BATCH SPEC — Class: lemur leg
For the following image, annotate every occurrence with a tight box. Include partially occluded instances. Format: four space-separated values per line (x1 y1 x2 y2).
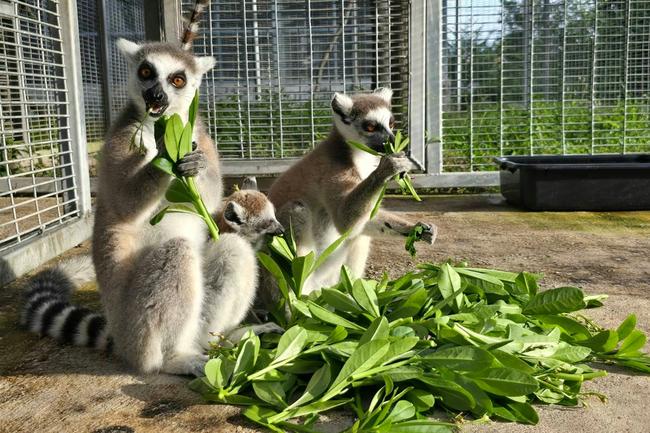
345 235 372 278
364 209 438 244
199 234 258 349
117 238 205 376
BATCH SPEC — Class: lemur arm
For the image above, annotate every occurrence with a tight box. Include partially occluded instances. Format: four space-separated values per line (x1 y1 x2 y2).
363 209 437 244
329 173 386 234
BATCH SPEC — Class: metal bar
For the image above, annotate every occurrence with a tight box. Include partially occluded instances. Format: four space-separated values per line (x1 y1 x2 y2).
60 0 91 216
96 0 112 127
560 0 567 154
273 0 284 157
241 3 253 159
590 0 598 154
425 0 442 175
410 172 500 188
622 0 631 153
307 0 315 146
144 0 164 41
162 0 181 43
528 0 534 156
408 0 426 170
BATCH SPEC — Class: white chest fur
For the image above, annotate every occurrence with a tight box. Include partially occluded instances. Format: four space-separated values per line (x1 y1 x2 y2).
352 149 380 180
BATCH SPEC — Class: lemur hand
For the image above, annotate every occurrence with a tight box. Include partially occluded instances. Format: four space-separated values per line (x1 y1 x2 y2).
377 152 413 179
416 222 438 245
177 142 207 177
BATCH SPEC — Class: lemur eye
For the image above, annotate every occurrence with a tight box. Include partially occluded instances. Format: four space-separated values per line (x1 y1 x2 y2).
138 67 152 79
171 75 186 88
365 122 377 132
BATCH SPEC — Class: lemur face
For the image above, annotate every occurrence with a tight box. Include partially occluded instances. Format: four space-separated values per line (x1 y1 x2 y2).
116 39 215 118
223 190 285 248
331 88 395 153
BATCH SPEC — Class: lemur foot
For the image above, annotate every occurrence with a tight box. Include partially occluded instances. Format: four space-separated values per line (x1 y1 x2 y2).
176 149 206 177
227 322 285 343
417 222 438 245
162 353 209 377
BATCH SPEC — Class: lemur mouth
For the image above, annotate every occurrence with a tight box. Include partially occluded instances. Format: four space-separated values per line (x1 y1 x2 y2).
146 102 168 117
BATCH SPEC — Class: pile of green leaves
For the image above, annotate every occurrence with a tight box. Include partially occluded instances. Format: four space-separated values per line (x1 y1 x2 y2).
147 91 220 240
190 232 650 433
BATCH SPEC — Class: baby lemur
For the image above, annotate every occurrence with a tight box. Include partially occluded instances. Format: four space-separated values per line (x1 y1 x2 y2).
21 0 268 376
264 88 437 299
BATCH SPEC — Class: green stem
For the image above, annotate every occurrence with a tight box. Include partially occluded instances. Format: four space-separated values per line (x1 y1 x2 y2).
552 371 607 382
186 176 220 240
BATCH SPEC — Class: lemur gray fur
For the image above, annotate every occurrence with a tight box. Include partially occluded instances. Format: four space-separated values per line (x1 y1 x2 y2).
21 0 261 376
263 88 437 302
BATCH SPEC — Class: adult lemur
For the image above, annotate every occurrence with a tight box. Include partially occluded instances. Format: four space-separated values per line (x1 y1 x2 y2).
263 88 437 300
21 0 272 376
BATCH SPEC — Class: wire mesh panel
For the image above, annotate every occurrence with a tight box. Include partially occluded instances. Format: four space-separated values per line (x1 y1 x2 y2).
0 0 80 252
103 0 146 121
182 0 410 160
441 0 650 173
77 0 105 146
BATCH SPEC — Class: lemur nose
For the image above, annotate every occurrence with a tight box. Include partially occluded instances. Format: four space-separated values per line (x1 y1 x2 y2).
143 83 167 103
272 222 285 236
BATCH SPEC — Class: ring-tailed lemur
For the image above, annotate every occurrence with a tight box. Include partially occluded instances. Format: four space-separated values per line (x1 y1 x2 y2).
22 178 285 355
21 0 258 376
262 88 437 301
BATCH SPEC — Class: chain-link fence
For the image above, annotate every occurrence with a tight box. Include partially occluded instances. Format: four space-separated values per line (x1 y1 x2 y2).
441 0 650 173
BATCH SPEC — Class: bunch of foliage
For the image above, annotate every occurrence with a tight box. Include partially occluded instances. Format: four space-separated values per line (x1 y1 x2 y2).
145 91 220 240
190 231 650 433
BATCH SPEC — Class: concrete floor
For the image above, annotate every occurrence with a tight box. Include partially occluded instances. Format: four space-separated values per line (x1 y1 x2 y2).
1 195 649 433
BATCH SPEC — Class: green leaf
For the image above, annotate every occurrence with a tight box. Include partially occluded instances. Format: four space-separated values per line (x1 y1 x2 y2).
378 337 419 366
416 376 475 411
360 316 390 345
291 252 315 295
307 301 364 331
287 363 332 409
269 235 295 262
273 326 309 365
322 340 391 401
386 400 416 423
422 346 495 372
388 420 454 433
523 287 586 315
370 184 387 220
188 90 199 128
437 263 462 308
578 330 619 353
165 178 193 203
178 122 193 159
321 288 363 314
257 252 289 300
312 230 351 273
456 268 508 296
506 401 539 425
617 314 637 341
491 350 536 374
347 139 381 156
551 342 592 363
470 368 539 397
618 330 646 354
164 114 183 162
151 156 174 175
405 389 435 412
252 381 286 408
204 357 225 389
149 204 199 226
352 279 380 317
515 272 539 296
535 315 592 340
404 224 424 258
231 331 260 385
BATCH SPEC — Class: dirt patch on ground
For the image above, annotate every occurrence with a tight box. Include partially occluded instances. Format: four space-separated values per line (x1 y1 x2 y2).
1 194 649 433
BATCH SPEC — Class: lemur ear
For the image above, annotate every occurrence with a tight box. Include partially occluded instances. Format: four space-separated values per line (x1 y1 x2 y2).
331 92 353 124
241 176 258 191
196 56 216 74
116 38 140 60
224 201 245 226
374 87 393 104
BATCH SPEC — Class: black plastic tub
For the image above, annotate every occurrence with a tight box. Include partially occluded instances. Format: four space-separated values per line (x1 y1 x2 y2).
493 154 650 211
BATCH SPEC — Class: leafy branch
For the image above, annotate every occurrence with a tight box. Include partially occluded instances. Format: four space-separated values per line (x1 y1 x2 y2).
148 91 220 241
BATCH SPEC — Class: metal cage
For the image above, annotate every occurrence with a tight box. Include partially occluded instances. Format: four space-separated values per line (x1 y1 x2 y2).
0 0 90 285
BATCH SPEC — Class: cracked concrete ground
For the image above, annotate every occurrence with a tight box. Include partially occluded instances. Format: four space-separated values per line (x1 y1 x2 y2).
1 194 649 433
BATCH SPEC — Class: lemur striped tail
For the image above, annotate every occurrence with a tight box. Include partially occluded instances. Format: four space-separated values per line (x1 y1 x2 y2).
21 256 111 351
180 0 210 51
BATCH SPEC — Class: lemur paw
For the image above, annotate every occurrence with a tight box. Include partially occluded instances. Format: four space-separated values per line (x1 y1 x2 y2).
176 150 207 177
417 222 438 245
378 153 413 179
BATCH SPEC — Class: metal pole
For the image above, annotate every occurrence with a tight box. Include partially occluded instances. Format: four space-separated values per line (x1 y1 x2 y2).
144 0 164 42
96 0 112 127
426 0 443 175
60 0 91 215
